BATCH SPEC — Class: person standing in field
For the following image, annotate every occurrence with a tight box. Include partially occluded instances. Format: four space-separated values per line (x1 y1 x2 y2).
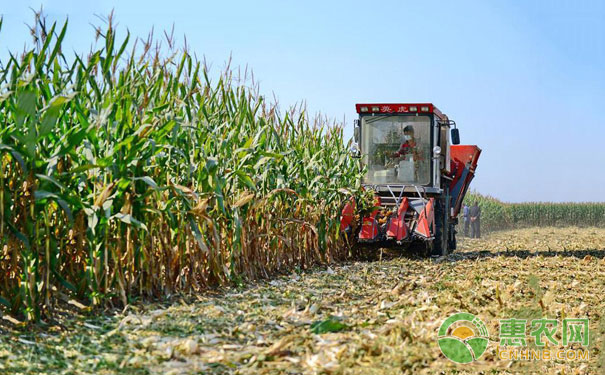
470 202 481 238
463 203 470 237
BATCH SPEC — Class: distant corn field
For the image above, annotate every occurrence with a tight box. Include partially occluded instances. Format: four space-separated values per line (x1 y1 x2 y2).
0 16 368 321
462 192 605 233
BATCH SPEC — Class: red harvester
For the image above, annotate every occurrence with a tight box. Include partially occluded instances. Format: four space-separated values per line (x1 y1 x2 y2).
340 103 481 256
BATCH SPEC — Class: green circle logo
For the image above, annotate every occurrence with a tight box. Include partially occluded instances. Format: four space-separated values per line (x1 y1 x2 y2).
438 312 489 364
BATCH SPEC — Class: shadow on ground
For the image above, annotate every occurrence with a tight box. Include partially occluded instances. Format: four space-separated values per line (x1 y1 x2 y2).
450 248 605 260
352 243 605 264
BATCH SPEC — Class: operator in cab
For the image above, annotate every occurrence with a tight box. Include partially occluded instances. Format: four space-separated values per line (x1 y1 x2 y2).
390 125 421 182
391 125 417 159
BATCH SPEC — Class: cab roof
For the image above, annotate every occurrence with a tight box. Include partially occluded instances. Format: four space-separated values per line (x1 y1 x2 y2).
355 103 447 121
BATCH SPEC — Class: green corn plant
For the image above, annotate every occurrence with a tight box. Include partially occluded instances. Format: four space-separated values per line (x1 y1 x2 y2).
462 191 605 233
0 14 369 322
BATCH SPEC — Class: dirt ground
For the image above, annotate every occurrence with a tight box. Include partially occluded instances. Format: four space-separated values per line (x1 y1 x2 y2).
2 227 605 375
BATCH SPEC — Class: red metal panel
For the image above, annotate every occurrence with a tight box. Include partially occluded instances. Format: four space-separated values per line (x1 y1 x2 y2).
415 198 434 238
449 145 482 217
448 146 481 192
339 197 356 231
450 145 481 171
386 198 410 241
358 196 382 241
359 216 379 240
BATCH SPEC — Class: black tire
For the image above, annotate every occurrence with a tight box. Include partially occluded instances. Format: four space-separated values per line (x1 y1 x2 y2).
448 223 457 251
430 198 449 257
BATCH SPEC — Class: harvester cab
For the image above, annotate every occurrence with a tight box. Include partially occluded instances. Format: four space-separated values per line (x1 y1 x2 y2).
340 103 481 256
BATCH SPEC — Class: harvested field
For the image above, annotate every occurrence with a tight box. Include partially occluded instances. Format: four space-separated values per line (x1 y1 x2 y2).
2 227 604 374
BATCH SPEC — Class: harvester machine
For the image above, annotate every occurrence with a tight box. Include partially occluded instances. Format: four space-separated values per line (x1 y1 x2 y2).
340 103 481 256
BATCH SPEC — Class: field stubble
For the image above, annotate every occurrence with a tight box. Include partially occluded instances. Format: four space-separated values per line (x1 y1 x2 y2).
1 227 604 375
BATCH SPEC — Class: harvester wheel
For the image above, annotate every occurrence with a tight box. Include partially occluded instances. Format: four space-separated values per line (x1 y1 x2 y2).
430 199 449 257
448 223 457 251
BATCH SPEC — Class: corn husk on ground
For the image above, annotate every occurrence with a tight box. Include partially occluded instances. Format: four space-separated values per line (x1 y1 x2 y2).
0 16 366 322
2 227 604 374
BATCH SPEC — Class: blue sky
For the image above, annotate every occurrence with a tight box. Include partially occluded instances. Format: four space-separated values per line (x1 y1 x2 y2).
1 0 604 202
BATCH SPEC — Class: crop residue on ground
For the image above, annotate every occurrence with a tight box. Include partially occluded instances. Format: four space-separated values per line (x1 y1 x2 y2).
2 227 604 375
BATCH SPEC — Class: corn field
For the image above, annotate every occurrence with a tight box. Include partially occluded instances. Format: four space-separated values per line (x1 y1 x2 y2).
463 192 605 232
0 16 367 322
